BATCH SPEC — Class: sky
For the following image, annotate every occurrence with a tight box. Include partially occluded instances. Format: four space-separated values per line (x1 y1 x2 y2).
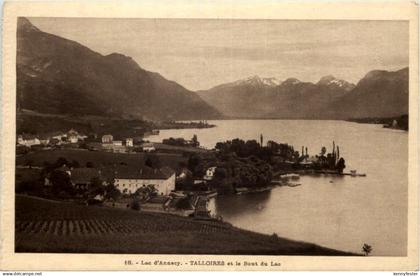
28 18 409 91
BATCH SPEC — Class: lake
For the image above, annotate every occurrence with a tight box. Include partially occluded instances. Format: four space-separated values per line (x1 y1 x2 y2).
148 120 408 256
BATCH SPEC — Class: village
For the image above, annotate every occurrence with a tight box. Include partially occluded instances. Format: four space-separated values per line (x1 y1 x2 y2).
16 128 357 221
16 128 217 218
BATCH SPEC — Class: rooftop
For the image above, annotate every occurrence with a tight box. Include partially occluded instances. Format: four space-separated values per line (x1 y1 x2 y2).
71 168 101 184
111 165 175 180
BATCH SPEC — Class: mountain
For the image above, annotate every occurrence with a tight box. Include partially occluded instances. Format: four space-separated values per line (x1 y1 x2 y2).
16 17 222 120
197 75 356 119
316 75 355 92
326 68 409 119
197 69 408 119
230 76 281 87
196 76 282 118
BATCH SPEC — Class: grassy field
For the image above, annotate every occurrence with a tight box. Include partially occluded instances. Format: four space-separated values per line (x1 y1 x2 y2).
15 195 357 255
152 143 209 154
16 149 187 170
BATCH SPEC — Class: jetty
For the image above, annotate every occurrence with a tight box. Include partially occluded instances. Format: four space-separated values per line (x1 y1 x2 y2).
314 170 367 177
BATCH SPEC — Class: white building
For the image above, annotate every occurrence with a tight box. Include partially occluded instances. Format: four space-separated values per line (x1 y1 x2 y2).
51 132 67 143
113 166 175 196
68 135 78 143
203 166 217 181
126 138 133 147
113 140 123 146
142 142 156 152
67 129 79 143
102 134 113 144
17 134 41 147
102 143 126 153
39 138 50 145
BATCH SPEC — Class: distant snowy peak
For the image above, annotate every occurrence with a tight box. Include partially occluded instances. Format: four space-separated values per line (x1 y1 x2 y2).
281 78 302 86
261 77 281 86
317 75 355 91
218 74 354 91
234 75 280 87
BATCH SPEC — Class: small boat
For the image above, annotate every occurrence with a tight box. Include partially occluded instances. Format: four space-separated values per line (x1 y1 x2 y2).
286 183 301 187
236 186 273 194
198 190 218 198
170 191 187 198
279 173 300 180
236 187 249 194
254 186 273 193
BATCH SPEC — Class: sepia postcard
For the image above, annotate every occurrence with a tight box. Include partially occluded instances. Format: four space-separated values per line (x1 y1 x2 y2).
0 0 418 271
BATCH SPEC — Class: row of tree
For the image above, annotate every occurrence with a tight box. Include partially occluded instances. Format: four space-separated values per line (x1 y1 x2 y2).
178 150 273 194
211 155 273 193
215 138 298 163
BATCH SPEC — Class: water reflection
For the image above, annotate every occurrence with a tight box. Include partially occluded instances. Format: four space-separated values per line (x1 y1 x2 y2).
211 191 271 217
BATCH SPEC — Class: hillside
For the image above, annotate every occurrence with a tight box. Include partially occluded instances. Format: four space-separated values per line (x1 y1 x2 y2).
15 195 357 255
17 17 222 121
327 68 409 119
197 68 408 120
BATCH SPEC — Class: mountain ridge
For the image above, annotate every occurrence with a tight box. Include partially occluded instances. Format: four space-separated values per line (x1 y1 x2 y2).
326 67 408 119
197 68 408 119
17 17 222 121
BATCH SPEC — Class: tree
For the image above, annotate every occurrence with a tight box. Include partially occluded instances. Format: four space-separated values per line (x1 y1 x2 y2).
362 243 372 256
70 160 80 168
86 161 95 168
43 161 52 168
16 145 30 155
87 177 105 199
135 185 157 199
104 183 121 201
50 170 73 196
131 199 141 210
178 161 187 168
215 141 229 153
79 142 88 149
191 134 199 147
176 168 193 190
55 157 68 167
214 167 228 180
144 154 161 168
335 158 346 173
188 154 202 176
25 159 34 168
16 180 43 195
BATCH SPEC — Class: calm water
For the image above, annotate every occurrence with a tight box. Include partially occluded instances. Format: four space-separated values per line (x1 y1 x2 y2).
148 120 408 256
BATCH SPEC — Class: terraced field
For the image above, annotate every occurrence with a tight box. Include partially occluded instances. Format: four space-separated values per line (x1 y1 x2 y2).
15 195 356 255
